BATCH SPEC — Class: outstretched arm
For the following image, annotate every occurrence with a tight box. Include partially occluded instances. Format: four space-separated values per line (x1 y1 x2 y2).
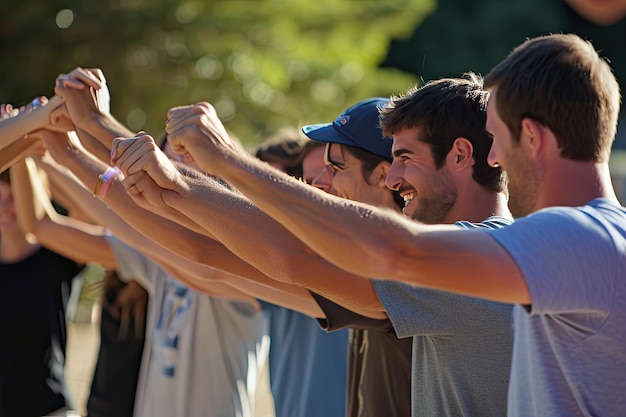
158 102 530 304
10 157 117 269
111 132 387 317
0 96 66 169
35 129 326 316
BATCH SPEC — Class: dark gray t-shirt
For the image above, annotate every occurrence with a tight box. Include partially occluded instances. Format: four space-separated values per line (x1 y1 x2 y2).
373 217 514 417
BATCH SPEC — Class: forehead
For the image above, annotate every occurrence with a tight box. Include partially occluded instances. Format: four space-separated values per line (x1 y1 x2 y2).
302 146 324 177
485 89 499 132
391 126 429 153
304 144 325 163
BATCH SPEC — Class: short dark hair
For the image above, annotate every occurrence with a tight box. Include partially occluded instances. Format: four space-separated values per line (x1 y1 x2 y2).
380 73 504 193
484 33 620 162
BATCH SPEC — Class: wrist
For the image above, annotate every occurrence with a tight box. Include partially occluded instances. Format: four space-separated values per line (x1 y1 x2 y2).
29 106 49 130
94 166 123 199
79 111 109 132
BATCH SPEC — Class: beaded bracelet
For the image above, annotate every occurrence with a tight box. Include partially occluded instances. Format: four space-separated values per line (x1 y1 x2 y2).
93 166 122 199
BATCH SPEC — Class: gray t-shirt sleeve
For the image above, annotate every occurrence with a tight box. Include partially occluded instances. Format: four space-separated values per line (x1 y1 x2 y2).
374 216 514 339
486 206 617 316
373 280 511 338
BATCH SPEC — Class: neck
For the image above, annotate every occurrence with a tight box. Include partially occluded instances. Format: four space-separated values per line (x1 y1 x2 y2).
444 182 512 224
535 160 619 211
0 228 40 263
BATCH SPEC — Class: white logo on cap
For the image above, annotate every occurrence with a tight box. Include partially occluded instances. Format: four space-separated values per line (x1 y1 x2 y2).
334 115 350 127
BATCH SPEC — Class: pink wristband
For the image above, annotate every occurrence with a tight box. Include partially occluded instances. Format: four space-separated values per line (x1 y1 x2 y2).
98 166 122 199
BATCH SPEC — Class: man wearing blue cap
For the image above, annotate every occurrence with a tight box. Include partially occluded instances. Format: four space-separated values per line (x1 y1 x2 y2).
301 97 395 159
109 76 514 416
300 97 413 417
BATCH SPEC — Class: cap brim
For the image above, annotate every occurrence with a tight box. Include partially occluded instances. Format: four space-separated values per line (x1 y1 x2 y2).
301 123 356 148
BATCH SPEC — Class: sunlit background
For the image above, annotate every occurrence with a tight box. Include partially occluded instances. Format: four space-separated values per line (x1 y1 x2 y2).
1 0 625 198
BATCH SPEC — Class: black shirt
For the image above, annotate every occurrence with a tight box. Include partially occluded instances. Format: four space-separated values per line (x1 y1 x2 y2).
0 247 80 417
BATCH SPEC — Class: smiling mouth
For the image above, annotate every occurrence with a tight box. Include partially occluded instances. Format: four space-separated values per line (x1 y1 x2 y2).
401 192 415 207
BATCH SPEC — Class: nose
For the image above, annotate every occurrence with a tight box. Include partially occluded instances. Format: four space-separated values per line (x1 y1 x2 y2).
312 167 332 192
487 143 499 168
385 161 402 191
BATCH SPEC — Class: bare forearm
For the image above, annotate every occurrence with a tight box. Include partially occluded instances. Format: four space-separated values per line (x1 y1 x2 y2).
155 252 322 316
0 97 58 150
0 136 40 173
78 112 134 150
162 173 387 316
35 216 116 269
11 159 116 268
223 276 324 317
10 160 45 233
161 260 259 306
186 149 397 278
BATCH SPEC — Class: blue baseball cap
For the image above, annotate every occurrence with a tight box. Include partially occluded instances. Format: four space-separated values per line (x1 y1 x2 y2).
301 97 392 161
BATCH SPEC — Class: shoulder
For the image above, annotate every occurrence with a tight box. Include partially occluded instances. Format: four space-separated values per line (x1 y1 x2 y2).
509 199 626 237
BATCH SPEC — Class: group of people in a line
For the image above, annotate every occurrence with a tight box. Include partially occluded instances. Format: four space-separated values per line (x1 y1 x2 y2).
1 32 624 417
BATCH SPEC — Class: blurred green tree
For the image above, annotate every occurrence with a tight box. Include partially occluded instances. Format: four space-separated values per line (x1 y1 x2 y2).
0 0 431 147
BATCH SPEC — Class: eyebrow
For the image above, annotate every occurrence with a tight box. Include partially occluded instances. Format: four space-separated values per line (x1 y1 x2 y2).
392 147 414 158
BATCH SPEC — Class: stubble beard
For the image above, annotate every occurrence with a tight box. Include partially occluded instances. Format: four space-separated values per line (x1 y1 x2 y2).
505 152 539 218
409 172 457 225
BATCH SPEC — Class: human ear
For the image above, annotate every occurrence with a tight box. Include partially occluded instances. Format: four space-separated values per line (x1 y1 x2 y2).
183 153 195 165
520 117 544 158
449 138 474 172
370 161 391 187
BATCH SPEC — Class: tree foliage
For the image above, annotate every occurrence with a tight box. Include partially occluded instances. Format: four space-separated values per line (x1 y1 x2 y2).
0 0 430 147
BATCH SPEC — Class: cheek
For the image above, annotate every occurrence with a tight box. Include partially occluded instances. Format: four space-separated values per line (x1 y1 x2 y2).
332 174 359 197
403 165 427 187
